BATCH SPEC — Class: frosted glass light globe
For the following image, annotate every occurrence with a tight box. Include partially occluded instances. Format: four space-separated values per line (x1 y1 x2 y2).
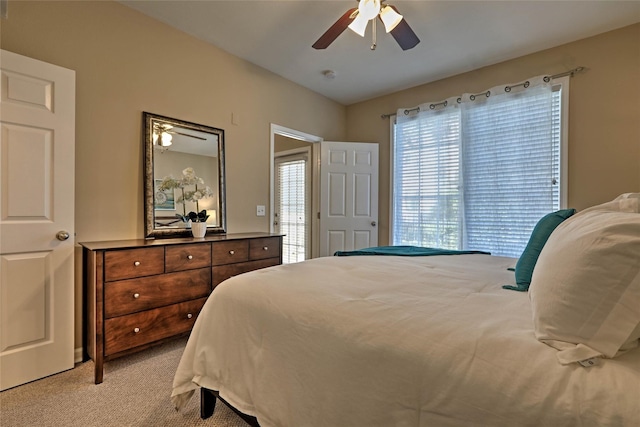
358 0 380 21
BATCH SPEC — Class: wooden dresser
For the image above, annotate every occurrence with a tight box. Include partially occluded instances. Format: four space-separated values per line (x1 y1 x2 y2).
81 233 283 384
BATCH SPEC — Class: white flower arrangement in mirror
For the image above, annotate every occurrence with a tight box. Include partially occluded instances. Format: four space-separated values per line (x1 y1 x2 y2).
157 167 214 224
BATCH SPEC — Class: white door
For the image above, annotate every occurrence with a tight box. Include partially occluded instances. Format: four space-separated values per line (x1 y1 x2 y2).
320 142 379 257
0 50 75 390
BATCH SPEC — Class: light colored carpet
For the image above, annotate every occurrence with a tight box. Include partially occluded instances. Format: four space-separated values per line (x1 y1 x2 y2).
0 338 248 427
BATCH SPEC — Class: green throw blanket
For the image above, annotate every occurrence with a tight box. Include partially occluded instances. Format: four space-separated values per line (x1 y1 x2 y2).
334 246 490 257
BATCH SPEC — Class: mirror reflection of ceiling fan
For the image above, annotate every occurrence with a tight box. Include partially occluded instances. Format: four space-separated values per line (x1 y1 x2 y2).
153 123 206 148
313 0 419 51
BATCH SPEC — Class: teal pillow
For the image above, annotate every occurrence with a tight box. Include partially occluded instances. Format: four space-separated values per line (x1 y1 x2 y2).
502 208 576 292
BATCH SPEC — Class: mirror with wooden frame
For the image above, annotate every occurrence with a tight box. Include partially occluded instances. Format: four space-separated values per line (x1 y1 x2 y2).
143 112 226 238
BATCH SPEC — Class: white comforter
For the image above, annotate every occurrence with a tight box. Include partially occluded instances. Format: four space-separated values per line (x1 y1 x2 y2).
172 254 640 427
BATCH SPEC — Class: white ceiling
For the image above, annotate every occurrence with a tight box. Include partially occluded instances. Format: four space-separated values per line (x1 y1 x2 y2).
120 0 640 105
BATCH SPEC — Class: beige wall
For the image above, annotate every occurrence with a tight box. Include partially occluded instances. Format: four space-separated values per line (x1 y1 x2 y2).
275 134 313 153
0 0 346 351
346 23 640 244
0 0 346 241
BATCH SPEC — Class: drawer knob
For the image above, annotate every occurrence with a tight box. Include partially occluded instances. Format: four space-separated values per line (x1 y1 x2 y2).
187 313 193 319
133 327 140 333
263 246 268 251
133 293 140 299
134 261 141 266
187 255 193 260
229 250 235 255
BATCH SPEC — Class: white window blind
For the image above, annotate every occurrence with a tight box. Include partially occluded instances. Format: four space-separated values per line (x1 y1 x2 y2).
275 155 308 263
393 76 565 258
392 100 462 249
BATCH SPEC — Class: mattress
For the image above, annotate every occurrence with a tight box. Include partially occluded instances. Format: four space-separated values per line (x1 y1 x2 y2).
172 254 640 426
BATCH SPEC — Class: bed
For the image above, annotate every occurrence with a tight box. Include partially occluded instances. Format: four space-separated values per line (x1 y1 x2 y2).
171 195 640 426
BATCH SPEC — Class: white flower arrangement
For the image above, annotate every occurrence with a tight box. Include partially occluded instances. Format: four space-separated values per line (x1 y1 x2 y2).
158 167 214 222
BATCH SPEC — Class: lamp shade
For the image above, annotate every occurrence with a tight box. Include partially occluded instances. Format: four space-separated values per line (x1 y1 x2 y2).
380 5 403 33
348 12 369 37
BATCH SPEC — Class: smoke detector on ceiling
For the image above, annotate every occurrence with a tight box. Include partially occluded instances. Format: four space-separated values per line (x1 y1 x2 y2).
322 70 337 80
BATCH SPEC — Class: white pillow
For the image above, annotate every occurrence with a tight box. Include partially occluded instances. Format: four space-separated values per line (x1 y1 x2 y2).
592 192 640 213
529 198 640 365
614 192 640 212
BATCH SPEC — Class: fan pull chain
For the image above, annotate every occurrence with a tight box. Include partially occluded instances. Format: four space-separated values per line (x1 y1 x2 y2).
371 17 377 50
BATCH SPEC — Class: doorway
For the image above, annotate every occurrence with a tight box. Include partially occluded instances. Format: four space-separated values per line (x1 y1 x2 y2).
270 124 322 261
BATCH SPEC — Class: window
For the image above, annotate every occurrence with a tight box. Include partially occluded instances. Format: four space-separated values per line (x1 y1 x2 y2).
275 150 310 263
391 76 568 257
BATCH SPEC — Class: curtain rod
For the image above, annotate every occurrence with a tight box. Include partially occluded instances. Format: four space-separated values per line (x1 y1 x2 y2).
380 66 585 119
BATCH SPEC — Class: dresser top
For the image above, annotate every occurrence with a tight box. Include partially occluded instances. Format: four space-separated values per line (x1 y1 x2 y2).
80 232 283 251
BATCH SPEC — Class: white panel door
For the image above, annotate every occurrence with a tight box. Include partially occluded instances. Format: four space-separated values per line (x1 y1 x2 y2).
319 142 378 257
0 50 75 390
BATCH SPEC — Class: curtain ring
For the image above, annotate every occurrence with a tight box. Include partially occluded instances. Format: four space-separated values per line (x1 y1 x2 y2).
429 100 448 110
470 91 490 101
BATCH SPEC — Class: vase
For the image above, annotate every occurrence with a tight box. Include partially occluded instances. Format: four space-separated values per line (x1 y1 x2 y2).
191 221 207 238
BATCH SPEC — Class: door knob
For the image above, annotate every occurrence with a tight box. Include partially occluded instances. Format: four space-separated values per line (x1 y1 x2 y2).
56 231 70 241
371 221 377 227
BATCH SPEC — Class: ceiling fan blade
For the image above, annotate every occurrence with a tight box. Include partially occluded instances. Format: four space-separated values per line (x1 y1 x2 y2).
172 130 207 140
387 5 420 50
312 7 358 49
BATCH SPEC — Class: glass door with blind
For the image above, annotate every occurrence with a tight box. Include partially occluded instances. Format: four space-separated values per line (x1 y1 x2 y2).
274 148 311 263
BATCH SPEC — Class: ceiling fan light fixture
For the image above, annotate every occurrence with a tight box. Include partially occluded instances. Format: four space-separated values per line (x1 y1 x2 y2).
312 1 418 51
348 12 369 37
160 132 173 147
358 0 380 21
380 5 403 33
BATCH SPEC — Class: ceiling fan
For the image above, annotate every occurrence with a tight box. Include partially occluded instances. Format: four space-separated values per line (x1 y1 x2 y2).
153 123 206 148
312 0 419 51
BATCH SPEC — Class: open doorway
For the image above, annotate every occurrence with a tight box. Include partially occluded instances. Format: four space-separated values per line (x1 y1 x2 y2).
270 124 322 262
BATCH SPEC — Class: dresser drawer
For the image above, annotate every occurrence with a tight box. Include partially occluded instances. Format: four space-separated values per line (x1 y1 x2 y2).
165 243 212 272
249 237 281 261
212 258 281 287
104 247 164 281
212 240 249 265
104 268 211 318
104 297 207 356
